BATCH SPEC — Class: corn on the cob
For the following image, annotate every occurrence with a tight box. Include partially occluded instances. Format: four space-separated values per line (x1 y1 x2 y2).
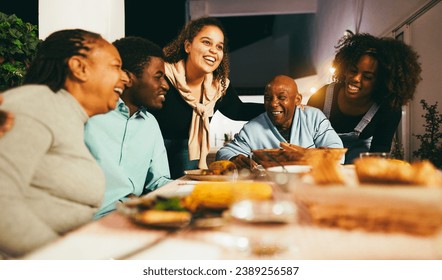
182 181 273 212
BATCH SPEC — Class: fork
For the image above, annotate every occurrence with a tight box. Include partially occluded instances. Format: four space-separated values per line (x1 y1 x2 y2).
263 151 288 173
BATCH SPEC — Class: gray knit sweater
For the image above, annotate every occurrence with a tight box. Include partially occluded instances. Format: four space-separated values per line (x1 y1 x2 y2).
0 85 105 258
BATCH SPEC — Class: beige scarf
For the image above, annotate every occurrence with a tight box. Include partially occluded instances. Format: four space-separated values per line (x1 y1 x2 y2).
165 60 229 169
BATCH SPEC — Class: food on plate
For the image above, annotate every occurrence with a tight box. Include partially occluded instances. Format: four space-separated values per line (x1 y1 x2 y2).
184 169 251 181
133 210 191 225
151 197 187 211
252 144 346 168
123 196 187 211
119 196 192 227
354 157 412 184
293 183 442 236
182 181 273 212
310 158 345 185
302 200 442 236
354 158 442 186
279 142 306 153
201 160 237 175
411 160 442 186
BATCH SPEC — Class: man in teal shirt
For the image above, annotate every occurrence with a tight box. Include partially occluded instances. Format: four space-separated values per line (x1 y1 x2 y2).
85 37 172 218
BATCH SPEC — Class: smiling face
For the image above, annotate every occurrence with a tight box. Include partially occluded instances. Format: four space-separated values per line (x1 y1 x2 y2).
344 54 379 102
83 39 128 115
184 25 224 76
124 57 169 111
264 76 302 131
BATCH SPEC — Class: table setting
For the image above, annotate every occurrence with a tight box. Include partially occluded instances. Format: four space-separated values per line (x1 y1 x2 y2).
23 143 442 260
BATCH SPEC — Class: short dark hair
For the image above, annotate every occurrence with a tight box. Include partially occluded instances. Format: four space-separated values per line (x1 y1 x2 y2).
112 36 163 78
23 29 102 92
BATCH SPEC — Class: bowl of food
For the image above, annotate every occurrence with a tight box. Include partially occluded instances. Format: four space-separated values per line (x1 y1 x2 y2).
265 165 311 192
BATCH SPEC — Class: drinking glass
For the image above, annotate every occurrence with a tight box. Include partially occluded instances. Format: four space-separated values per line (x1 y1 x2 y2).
359 152 390 159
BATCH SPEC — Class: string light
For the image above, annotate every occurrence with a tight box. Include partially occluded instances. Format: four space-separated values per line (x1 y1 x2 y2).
344 29 354 37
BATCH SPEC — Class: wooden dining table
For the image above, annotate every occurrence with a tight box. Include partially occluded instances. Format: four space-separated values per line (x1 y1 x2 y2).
23 176 442 260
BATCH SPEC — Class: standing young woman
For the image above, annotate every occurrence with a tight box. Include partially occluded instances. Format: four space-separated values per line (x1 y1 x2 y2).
307 33 421 164
151 17 264 178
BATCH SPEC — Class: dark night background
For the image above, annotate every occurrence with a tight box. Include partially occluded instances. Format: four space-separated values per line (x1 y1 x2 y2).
1 0 274 51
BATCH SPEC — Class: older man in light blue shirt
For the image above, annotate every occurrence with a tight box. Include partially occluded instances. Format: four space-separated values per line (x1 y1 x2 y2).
85 37 172 218
216 75 344 167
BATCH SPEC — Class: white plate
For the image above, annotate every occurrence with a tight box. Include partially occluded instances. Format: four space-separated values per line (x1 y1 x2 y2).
266 165 312 173
226 199 297 224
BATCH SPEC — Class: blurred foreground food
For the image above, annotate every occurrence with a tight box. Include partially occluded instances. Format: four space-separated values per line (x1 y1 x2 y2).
354 158 442 186
294 183 442 236
182 181 273 212
294 158 442 236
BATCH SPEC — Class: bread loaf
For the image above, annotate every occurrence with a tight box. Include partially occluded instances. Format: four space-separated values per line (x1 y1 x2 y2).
354 158 442 186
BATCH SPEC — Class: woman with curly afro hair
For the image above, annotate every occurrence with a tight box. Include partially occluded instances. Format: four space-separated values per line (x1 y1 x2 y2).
151 17 264 178
308 33 422 164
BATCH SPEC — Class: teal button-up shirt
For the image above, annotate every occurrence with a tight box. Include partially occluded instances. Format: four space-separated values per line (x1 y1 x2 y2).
85 99 172 218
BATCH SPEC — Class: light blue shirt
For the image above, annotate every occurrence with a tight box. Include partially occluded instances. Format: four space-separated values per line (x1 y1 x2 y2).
85 99 172 218
216 106 344 162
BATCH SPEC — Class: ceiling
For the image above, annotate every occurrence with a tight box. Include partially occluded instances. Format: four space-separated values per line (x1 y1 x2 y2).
125 0 276 51
1 0 306 52
2 0 315 85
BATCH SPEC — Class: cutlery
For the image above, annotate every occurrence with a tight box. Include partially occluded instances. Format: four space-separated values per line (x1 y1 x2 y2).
263 151 288 173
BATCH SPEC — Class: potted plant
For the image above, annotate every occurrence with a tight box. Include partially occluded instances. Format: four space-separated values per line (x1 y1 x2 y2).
413 99 442 168
0 12 41 91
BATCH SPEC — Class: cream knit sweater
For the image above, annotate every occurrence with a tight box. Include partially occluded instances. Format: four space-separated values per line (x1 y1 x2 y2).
0 85 105 258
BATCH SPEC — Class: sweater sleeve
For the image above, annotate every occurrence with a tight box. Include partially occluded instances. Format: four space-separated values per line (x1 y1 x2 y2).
216 84 265 121
215 116 263 160
216 114 282 160
306 85 327 110
369 109 401 153
0 115 58 257
311 110 344 149
216 130 253 160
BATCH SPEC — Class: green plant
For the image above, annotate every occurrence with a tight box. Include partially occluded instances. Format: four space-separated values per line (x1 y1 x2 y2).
0 12 41 91
223 132 233 145
390 134 404 160
413 99 442 168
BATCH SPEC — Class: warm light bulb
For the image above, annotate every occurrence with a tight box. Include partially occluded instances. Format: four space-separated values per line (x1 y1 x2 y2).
329 67 336 74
